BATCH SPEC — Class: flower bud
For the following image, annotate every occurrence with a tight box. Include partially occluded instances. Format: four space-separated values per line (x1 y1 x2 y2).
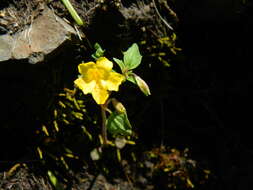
134 75 151 96
112 98 126 113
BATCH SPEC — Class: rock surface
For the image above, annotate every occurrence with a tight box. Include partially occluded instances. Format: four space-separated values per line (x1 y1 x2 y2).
0 34 13 61
0 6 77 64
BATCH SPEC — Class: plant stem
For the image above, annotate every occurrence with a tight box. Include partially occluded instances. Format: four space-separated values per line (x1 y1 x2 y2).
60 0 84 26
100 104 107 144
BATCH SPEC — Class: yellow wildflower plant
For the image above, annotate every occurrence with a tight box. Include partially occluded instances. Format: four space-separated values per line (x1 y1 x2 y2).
74 57 125 105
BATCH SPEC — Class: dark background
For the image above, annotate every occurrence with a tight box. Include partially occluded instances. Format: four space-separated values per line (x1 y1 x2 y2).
173 0 253 189
136 0 253 189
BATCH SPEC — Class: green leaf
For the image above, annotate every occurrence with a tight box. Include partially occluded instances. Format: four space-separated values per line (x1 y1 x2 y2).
126 74 137 85
113 58 125 72
123 43 142 70
107 112 132 136
92 43 105 60
47 170 64 190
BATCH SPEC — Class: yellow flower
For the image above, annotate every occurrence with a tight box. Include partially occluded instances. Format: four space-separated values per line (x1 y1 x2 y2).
74 57 125 104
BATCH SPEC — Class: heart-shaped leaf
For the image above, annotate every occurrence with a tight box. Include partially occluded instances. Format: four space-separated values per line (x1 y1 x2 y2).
107 112 132 136
123 43 142 70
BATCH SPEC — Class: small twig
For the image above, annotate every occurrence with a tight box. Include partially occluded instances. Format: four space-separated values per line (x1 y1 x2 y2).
74 24 83 40
85 4 100 16
152 0 174 31
162 1 179 22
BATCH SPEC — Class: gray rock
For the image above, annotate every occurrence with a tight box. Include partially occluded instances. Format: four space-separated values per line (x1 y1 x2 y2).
0 35 13 62
0 6 77 64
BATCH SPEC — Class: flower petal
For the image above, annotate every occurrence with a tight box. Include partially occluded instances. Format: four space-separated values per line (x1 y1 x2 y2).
78 62 95 75
91 85 109 104
75 58 124 104
105 72 125 91
96 57 113 71
74 77 96 94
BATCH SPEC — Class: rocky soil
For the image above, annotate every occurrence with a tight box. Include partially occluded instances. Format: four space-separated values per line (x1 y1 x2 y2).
2 0 253 190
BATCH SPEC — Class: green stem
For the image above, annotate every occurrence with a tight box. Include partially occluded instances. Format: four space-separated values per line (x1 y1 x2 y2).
100 104 107 144
60 0 84 26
